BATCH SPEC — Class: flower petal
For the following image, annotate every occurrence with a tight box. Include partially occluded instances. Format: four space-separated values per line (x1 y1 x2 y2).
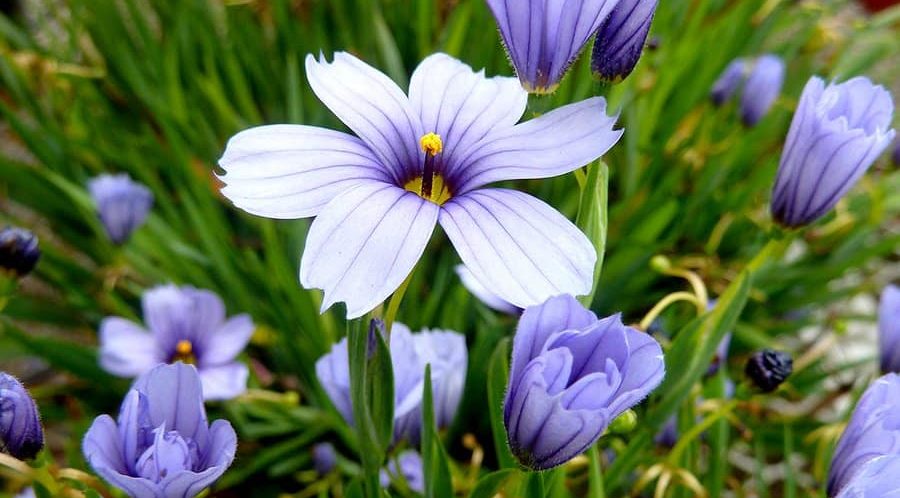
439 189 596 310
199 315 254 367
447 97 622 193
315 338 353 424
300 182 439 319
83 415 159 498
99 317 162 377
198 363 249 401
880 285 900 373
219 125 392 218
455 264 520 314
133 363 209 446
201 419 238 470
305 52 424 182
142 285 224 352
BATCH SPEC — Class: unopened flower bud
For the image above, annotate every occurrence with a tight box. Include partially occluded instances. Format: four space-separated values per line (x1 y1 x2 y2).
0 227 40 278
745 349 792 392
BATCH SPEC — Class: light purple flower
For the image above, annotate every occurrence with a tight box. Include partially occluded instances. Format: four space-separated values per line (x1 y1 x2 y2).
879 285 900 374
312 442 337 475
383 450 425 493
455 264 519 315
711 58 747 106
88 174 153 245
99 284 253 401
315 322 467 442
219 53 619 318
486 0 620 92
83 363 237 498
740 54 785 126
591 0 659 83
0 372 44 460
835 454 900 498
771 76 895 228
503 294 664 470
827 373 900 497
14 487 35 498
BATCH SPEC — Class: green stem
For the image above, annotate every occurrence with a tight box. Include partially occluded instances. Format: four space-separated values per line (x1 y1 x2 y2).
588 445 607 498
666 400 738 464
384 269 414 334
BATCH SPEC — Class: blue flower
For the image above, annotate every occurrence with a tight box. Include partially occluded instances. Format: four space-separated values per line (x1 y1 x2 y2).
88 173 153 245
711 58 747 106
312 442 337 475
99 284 253 401
835 454 900 497
82 363 237 498
0 227 40 278
0 372 44 460
879 285 900 373
591 0 659 82
740 54 785 126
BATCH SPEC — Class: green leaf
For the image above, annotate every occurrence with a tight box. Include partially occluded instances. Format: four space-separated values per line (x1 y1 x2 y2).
368 323 395 451
577 161 609 308
422 363 453 498
347 318 388 497
487 337 516 469
467 469 520 498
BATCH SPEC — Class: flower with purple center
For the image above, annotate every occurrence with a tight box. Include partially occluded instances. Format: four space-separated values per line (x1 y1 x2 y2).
315 322 467 443
591 0 659 83
219 53 620 319
0 372 44 460
710 58 747 106
503 294 665 470
99 284 253 401
485 0 621 93
770 76 895 228
455 264 520 315
827 373 900 497
740 54 785 126
834 454 900 498
83 363 237 498
879 285 900 373
88 173 154 245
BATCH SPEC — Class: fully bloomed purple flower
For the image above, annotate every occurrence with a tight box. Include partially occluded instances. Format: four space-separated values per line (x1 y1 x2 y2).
711 58 747 106
740 54 785 126
0 373 44 460
591 0 659 82
771 77 895 228
455 264 519 315
835 454 900 497
99 284 253 401
486 0 620 92
879 285 900 373
219 53 620 318
88 174 153 245
315 322 467 442
83 363 237 498
503 294 664 470
827 373 900 497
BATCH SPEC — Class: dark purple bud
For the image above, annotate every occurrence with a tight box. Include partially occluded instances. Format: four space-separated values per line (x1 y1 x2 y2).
88 173 153 245
879 285 900 374
771 77 895 228
503 295 665 470
0 372 44 460
591 0 660 83
312 442 337 475
745 349 792 392
740 55 785 126
710 58 747 106
0 227 40 278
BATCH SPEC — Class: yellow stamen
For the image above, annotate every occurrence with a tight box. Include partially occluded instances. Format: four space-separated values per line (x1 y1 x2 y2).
420 132 443 156
172 340 196 364
404 175 452 205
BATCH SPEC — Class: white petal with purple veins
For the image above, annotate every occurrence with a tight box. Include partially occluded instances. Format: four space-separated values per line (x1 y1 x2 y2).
99 318 163 377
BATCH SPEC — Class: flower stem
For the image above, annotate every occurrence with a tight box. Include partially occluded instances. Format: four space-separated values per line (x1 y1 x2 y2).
638 291 701 330
384 269 415 334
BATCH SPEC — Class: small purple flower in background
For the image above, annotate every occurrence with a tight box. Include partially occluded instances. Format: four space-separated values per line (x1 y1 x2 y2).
710 58 747 106
0 227 40 278
740 54 785 126
83 363 237 498
771 76 895 228
99 284 253 401
503 294 665 470
655 415 678 448
382 450 424 493
88 174 153 245
312 442 337 475
486 0 620 92
455 265 519 315
879 285 900 373
316 322 467 442
835 454 900 497
14 487 35 498
591 0 660 83
0 372 44 460
827 373 900 497
219 53 620 318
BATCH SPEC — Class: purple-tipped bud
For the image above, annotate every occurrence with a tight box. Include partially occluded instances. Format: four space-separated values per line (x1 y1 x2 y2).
503 295 665 470
591 0 660 83
771 76 895 228
486 0 620 93
0 373 44 460
745 349 792 392
0 227 40 278
313 442 337 475
88 173 153 245
710 58 748 106
879 285 900 374
827 374 900 497
740 55 785 126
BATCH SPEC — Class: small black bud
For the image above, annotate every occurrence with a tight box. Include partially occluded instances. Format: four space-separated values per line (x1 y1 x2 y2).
0 227 40 278
745 349 793 392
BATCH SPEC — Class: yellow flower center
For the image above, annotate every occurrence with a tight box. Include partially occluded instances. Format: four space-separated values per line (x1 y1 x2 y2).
405 132 452 205
404 174 452 205
420 132 443 156
172 339 196 364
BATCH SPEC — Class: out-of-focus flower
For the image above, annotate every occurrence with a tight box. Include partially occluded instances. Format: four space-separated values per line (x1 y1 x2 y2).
14 487 35 498
383 450 425 494
220 53 620 318
99 284 253 401
83 363 237 498
88 174 153 245
745 349 792 392
835 454 900 497
312 442 337 475
827 374 900 497
455 264 519 315
315 322 467 442
740 54 785 126
503 294 664 470
485 0 620 92
771 77 895 228
0 227 40 278
0 373 44 460
655 415 679 448
879 285 900 373
707 332 733 376
892 138 900 166
711 58 747 106
591 0 659 83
